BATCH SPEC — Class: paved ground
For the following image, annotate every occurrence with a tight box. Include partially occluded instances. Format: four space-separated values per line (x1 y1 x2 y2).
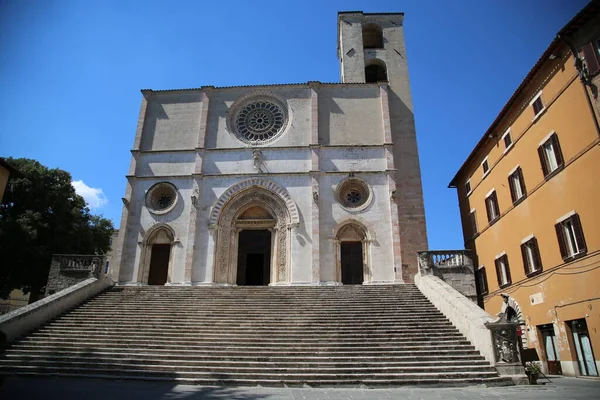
1 375 599 399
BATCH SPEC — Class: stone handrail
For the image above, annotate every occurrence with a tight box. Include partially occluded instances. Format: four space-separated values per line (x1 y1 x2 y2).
0 275 114 344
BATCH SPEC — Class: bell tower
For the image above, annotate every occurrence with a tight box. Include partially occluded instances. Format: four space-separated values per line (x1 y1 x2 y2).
338 11 429 281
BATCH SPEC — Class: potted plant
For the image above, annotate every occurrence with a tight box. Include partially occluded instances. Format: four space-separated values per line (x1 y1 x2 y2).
525 361 542 384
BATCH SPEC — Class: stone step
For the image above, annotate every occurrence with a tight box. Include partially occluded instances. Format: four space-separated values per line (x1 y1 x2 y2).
9 343 477 356
0 365 500 380
46 321 457 331
1 352 488 365
32 328 464 340
0 370 514 388
0 370 513 388
0 284 503 388
56 314 450 323
6 344 481 357
0 359 496 374
20 335 473 348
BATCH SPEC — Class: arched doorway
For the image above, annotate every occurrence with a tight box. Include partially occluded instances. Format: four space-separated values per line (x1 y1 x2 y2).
236 206 274 286
335 221 371 285
210 179 299 286
138 224 175 285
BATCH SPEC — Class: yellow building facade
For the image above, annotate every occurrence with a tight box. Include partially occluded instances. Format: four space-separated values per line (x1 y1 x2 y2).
450 2 600 377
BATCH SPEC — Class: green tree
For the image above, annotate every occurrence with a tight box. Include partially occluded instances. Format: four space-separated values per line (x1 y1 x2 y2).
0 158 114 302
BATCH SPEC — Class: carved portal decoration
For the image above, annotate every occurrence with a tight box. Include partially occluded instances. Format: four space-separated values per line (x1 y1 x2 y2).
210 178 300 285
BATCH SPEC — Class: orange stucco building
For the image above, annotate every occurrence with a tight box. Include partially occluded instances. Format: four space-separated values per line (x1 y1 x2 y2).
450 2 600 377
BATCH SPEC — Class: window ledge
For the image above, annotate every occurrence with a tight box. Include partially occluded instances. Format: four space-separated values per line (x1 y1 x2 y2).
544 164 564 181
482 170 490 179
499 282 512 289
512 195 527 207
503 143 514 155
488 217 500 226
526 269 543 278
532 107 547 123
563 251 587 263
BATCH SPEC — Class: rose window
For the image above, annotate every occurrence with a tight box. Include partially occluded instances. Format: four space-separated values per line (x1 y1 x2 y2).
228 94 289 145
337 179 371 210
146 182 178 215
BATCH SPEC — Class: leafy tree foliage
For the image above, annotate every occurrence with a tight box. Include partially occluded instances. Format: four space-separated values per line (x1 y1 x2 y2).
0 158 114 302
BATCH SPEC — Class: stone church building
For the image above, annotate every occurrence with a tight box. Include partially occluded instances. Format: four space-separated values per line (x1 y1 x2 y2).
112 11 428 287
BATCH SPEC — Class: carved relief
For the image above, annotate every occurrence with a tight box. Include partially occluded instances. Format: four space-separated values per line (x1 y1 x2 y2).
213 186 294 285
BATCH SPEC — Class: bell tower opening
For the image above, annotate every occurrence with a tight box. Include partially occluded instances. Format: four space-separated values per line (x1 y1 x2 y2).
237 229 272 286
362 24 383 49
365 60 387 83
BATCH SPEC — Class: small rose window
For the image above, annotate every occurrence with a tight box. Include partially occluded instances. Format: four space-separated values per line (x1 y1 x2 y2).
146 182 178 214
337 179 371 210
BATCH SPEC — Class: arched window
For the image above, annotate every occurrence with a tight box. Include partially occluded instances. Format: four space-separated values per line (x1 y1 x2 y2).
362 24 383 49
365 60 387 83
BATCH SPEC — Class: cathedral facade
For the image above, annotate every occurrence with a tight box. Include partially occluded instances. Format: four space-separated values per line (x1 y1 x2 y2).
112 11 428 287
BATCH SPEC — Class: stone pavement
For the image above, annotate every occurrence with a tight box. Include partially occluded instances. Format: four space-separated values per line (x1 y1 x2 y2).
1 375 599 399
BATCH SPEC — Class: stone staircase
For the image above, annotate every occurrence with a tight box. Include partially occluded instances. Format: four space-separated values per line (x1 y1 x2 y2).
0 285 513 387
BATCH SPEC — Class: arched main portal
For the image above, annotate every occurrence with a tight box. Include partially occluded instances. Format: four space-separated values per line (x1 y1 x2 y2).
236 206 274 286
334 221 372 285
138 224 175 285
210 178 299 285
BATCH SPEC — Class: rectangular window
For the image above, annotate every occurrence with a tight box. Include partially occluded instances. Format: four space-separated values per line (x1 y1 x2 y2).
555 213 587 261
530 91 545 118
582 40 600 76
538 133 564 178
485 190 500 223
465 179 471 195
502 128 512 151
482 158 489 176
476 267 488 295
521 237 543 276
494 254 512 288
508 166 527 204
469 209 478 236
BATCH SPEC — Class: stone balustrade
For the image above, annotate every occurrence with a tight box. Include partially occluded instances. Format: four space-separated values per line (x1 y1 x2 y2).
45 254 106 296
417 250 476 302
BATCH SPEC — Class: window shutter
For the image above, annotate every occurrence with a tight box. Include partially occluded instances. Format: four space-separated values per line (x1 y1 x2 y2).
492 191 500 217
486 197 493 222
572 214 587 254
509 174 517 203
518 167 526 196
551 134 564 167
494 258 502 286
503 255 512 285
532 237 543 272
521 243 530 274
583 42 600 75
470 211 477 235
538 145 549 176
555 222 568 260
481 268 488 294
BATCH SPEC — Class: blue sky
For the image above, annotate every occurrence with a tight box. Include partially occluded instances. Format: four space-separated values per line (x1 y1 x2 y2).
0 0 589 250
